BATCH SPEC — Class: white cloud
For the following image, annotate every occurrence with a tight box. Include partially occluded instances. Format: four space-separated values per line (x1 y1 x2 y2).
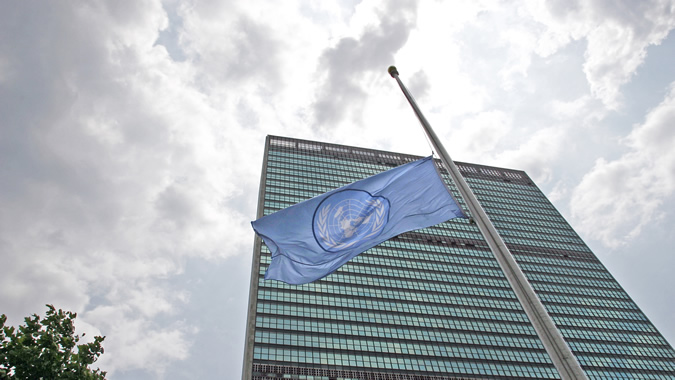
571 82 675 247
449 110 513 161
0 1 252 376
526 0 675 109
85 305 194 376
2 0 675 378
493 127 570 184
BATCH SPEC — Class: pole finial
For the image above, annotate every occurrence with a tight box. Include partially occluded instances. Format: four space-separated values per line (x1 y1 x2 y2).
388 66 399 78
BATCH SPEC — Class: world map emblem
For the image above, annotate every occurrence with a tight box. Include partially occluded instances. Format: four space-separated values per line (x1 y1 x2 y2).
313 189 390 252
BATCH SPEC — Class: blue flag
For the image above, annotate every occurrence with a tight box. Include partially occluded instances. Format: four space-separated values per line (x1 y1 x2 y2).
251 156 466 284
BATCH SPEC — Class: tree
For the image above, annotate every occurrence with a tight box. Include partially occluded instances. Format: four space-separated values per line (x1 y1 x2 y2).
0 305 106 380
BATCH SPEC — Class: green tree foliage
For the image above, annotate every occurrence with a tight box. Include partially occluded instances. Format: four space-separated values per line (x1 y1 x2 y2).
0 305 106 380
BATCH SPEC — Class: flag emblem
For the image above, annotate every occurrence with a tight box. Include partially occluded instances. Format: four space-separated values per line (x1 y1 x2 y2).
313 190 389 252
252 156 466 284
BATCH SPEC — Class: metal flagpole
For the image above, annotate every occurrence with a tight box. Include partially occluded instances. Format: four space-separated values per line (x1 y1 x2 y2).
388 66 588 380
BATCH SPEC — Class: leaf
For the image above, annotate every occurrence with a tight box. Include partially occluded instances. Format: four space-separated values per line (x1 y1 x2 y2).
0 305 107 379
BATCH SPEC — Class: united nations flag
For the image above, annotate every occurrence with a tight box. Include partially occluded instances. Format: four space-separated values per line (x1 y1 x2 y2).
251 156 467 284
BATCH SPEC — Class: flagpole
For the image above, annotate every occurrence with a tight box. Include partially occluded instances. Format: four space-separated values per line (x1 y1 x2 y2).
388 66 588 380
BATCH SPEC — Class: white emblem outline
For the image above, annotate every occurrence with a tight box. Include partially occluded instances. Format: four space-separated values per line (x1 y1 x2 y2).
313 190 389 252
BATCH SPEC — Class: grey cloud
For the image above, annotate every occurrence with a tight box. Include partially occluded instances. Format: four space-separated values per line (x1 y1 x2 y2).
155 183 202 230
543 0 675 108
545 0 582 17
228 17 282 83
184 11 284 93
546 0 664 27
585 0 667 30
313 0 418 127
407 69 431 100
0 3 118 228
0 1 243 376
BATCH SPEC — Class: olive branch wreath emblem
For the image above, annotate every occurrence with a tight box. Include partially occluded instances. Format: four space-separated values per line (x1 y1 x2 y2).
316 198 387 251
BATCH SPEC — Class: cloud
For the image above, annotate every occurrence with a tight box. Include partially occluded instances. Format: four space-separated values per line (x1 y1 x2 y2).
312 0 418 127
439 0 675 109
527 0 675 109
2 1 675 378
494 127 570 184
182 9 284 90
570 81 675 247
450 110 513 161
85 304 193 377
0 1 252 376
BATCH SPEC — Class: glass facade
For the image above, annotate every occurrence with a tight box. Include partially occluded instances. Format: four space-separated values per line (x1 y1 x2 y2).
242 136 675 380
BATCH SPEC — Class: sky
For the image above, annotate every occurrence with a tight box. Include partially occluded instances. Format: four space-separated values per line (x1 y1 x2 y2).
1 0 674 379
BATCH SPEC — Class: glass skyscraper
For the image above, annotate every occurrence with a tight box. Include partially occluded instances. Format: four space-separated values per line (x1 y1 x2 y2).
242 135 675 380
